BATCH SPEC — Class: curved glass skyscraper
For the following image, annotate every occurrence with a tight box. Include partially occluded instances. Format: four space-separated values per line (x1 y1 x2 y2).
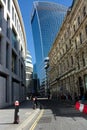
25 51 33 94
31 1 67 86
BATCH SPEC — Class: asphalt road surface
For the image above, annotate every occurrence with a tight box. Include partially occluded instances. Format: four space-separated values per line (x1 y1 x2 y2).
30 99 87 130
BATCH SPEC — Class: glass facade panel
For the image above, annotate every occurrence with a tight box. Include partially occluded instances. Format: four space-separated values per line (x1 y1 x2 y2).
31 1 67 85
32 11 43 74
6 17 10 39
12 29 17 50
12 52 17 74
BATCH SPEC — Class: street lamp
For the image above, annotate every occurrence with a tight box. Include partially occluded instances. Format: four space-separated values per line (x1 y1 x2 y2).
44 57 50 97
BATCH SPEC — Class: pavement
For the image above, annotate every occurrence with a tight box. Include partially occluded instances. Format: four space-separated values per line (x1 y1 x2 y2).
0 100 41 130
0 99 87 130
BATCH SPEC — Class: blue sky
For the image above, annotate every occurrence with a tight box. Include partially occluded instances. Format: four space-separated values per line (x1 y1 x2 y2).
18 0 73 64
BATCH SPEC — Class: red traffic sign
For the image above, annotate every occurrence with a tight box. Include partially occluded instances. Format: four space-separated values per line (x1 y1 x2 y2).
15 101 19 106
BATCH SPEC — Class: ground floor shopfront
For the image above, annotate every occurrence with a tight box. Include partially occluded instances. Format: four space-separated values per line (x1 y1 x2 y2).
50 68 87 100
0 73 26 108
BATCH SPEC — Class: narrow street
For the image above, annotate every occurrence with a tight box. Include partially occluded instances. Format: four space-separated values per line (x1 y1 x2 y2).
31 99 87 130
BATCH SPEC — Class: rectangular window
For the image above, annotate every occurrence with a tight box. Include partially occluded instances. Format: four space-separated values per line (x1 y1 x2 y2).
77 56 80 70
0 5 3 29
6 42 9 68
75 39 77 49
12 29 17 50
84 75 87 90
21 46 23 56
0 76 9 103
7 0 10 12
83 6 86 17
73 25 75 32
3 0 6 3
15 14 16 26
6 77 9 102
6 17 10 39
80 33 82 44
12 51 17 74
66 44 68 51
67 59 69 68
82 52 85 67
71 56 73 66
19 59 20 76
21 63 23 80
12 6 14 21
17 19 18 30
11 80 14 101
78 16 80 25
85 25 87 35
69 39 71 46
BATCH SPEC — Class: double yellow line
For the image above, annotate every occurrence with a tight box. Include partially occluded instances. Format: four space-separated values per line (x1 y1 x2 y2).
29 109 44 130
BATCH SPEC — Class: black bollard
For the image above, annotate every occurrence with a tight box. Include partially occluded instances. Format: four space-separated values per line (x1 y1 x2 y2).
14 101 19 124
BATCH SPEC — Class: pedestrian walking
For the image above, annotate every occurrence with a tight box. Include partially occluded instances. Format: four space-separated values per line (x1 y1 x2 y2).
32 96 37 109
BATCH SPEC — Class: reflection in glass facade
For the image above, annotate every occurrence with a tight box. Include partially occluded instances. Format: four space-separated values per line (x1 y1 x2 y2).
31 1 67 85
25 51 33 94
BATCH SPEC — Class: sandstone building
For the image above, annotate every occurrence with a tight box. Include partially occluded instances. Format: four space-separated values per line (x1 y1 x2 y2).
48 0 87 99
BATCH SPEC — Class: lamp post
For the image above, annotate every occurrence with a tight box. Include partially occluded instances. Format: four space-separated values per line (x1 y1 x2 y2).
44 57 50 98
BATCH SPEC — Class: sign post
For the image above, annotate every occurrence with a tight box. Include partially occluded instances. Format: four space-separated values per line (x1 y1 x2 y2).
14 100 19 124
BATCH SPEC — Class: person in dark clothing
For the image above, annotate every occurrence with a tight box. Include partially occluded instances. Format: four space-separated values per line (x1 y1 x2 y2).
32 96 38 109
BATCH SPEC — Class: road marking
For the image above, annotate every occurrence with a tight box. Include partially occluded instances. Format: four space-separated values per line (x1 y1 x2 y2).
29 109 44 130
16 109 40 130
25 112 31 115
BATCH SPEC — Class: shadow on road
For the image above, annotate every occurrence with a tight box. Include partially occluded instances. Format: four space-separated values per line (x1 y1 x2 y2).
0 123 13 125
1 100 33 110
38 99 87 120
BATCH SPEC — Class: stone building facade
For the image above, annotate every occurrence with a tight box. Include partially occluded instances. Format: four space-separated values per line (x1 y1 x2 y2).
48 0 87 99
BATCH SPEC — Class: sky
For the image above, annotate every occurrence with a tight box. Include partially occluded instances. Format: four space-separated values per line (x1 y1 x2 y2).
18 0 73 64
